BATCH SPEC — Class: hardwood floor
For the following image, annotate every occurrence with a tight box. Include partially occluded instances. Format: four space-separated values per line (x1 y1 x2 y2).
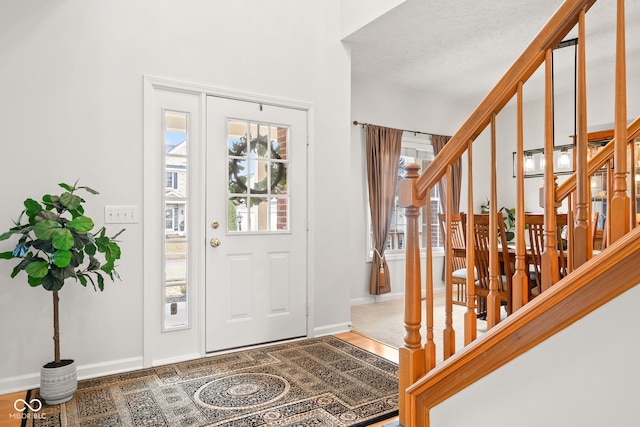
336 331 399 426
0 332 398 427
0 391 26 427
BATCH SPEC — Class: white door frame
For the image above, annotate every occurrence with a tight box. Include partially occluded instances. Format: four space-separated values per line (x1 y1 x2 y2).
143 76 315 367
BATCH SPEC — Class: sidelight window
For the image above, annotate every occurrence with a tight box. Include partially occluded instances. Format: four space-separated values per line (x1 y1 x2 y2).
163 111 189 330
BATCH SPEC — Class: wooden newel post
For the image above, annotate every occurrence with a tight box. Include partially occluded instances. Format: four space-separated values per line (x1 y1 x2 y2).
398 163 427 426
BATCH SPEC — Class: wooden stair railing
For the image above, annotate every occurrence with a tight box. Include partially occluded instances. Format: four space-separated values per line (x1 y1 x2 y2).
407 226 640 426
555 117 640 262
397 0 634 425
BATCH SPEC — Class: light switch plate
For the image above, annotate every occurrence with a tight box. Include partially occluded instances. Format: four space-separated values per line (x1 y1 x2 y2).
105 205 139 224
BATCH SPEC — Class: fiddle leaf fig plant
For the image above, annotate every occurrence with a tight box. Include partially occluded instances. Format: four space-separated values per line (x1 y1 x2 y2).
0 181 124 363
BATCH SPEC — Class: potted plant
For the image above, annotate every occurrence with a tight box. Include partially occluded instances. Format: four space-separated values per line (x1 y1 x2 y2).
0 181 124 405
480 198 516 242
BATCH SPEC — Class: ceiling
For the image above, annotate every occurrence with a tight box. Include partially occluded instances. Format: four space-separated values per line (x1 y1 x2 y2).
345 0 640 104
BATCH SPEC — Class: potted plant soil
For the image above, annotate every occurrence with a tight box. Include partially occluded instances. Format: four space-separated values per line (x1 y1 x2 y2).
0 181 124 405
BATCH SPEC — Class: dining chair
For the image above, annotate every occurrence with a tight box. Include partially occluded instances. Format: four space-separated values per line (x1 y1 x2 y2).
439 213 468 305
471 213 512 318
525 213 568 298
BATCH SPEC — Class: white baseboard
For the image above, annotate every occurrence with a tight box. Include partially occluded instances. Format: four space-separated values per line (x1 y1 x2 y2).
78 357 144 381
152 353 202 367
350 292 404 306
0 372 40 395
0 356 144 395
313 322 352 337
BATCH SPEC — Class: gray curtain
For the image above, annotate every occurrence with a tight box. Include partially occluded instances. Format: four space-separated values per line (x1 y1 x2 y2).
366 125 403 295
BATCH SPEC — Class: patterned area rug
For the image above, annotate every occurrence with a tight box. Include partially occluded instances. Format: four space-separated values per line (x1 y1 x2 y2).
25 336 398 427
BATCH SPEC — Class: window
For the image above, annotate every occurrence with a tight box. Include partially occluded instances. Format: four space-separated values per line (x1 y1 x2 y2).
227 120 289 233
368 134 443 257
164 111 189 330
166 171 178 189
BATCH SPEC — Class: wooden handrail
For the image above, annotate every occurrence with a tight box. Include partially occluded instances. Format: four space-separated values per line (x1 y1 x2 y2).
415 0 596 199
556 117 640 202
407 227 640 426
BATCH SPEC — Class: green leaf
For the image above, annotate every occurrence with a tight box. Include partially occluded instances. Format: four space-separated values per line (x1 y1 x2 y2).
96 237 122 263
0 251 14 259
24 198 42 219
85 274 97 291
77 274 88 287
11 265 21 278
85 243 96 255
31 239 54 253
70 249 83 267
106 241 121 262
60 192 83 210
25 261 49 279
0 229 20 241
33 220 60 240
97 273 105 291
27 275 42 287
41 273 63 291
72 232 94 248
67 216 94 232
11 257 33 277
51 249 72 268
87 255 101 271
51 228 74 250
101 261 114 275
50 265 75 282
42 195 62 211
36 210 58 221
78 185 99 195
58 182 74 192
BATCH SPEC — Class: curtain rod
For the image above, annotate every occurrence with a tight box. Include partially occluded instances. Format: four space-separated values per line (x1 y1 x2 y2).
352 121 434 137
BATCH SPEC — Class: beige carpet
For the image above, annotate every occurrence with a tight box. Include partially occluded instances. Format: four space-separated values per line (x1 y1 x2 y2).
351 290 499 364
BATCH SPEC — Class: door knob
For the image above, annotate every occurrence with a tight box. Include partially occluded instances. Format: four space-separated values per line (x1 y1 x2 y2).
210 237 221 248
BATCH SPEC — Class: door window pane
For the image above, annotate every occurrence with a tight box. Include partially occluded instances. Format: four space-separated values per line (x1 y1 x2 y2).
227 120 290 233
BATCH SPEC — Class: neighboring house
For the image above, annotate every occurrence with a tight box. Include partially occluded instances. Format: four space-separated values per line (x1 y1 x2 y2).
166 139 187 237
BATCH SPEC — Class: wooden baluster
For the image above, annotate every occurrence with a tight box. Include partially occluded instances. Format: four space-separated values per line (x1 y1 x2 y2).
610 0 630 242
424 192 436 371
513 82 528 310
543 49 560 291
607 158 614 245
567 193 575 273
398 163 426 426
464 141 477 345
574 9 590 267
631 138 638 229
443 165 455 359
487 113 501 328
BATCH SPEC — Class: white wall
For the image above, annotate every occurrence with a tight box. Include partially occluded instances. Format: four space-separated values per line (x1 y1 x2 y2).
340 0 406 39
0 0 352 393
431 284 640 427
349 75 477 303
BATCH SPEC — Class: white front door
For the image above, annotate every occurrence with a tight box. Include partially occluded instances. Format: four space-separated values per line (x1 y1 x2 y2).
205 96 308 352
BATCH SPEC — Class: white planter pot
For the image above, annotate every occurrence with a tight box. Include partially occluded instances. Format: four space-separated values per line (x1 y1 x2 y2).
40 359 77 405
